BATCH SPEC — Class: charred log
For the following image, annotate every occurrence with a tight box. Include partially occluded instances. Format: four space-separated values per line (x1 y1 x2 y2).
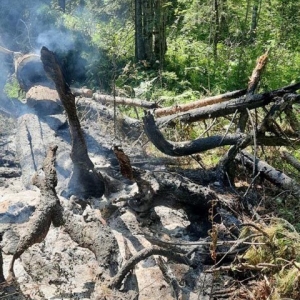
62 209 119 278
15 54 50 92
156 83 300 126
236 151 300 196
40 46 105 198
7 145 64 281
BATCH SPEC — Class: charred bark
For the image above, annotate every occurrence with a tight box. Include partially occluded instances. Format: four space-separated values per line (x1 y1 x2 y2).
7 145 64 281
40 46 105 198
236 151 300 196
62 210 119 278
156 83 300 126
143 112 246 157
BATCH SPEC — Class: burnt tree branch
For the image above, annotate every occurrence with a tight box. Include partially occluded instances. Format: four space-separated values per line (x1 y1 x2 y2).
236 151 300 196
156 256 182 300
93 92 160 109
7 145 64 281
40 46 105 198
109 245 191 289
155 83 300 126
143 112 246 157
154 88 247 117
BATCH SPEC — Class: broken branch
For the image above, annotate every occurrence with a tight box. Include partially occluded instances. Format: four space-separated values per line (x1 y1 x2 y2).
93 92 160 109
109 245 191 289
154 89 247 117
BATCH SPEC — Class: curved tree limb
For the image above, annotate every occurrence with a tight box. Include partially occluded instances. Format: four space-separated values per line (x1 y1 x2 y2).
109 245 191 289
143 112 246 157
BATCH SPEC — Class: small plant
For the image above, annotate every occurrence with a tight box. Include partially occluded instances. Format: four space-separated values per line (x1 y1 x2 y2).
238 218 300 299
3 76 24 99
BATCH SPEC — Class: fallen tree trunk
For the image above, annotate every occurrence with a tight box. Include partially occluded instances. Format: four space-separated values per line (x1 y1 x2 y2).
40 46 105 198
93 92 160 109
71 87 93 97
154 88 247 117
236 151 300 196
156 84 300 126
16 54 50 92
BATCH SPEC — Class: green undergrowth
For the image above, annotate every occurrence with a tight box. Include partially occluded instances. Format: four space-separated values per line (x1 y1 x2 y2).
239 218 300 299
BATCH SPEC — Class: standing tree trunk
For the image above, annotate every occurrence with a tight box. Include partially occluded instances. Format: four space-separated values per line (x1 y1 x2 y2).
135 0 145 61
249 0 260 41
213 0 220 58
58 0 65 12
134 0 169 66
219 0 229 40
40 47 105 199
153 0 167 68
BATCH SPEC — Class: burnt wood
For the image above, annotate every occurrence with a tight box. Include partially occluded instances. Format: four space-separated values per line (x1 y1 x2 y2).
40 46 105 198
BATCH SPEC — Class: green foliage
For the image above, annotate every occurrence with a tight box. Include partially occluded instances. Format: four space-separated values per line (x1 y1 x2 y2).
240 219 300 298
3 77 23 99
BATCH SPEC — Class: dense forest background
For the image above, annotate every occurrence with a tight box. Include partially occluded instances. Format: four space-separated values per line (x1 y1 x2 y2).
1 0 300 98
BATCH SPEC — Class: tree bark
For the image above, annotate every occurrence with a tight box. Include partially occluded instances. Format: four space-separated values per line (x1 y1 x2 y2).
249 0 260 41
7 145 64 281
135 0 145 61
93 92 160 109
213 0 220 58
236 151 300 196
156 83 300 126
135 0 168 65
143 112 245 157
154 88 247 117
40 46 105 198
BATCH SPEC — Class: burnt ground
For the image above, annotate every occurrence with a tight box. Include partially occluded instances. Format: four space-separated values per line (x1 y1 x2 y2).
0 93 271 299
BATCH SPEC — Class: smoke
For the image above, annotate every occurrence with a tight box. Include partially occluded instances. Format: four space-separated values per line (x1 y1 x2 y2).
36 28 75 53
0 0 122 92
